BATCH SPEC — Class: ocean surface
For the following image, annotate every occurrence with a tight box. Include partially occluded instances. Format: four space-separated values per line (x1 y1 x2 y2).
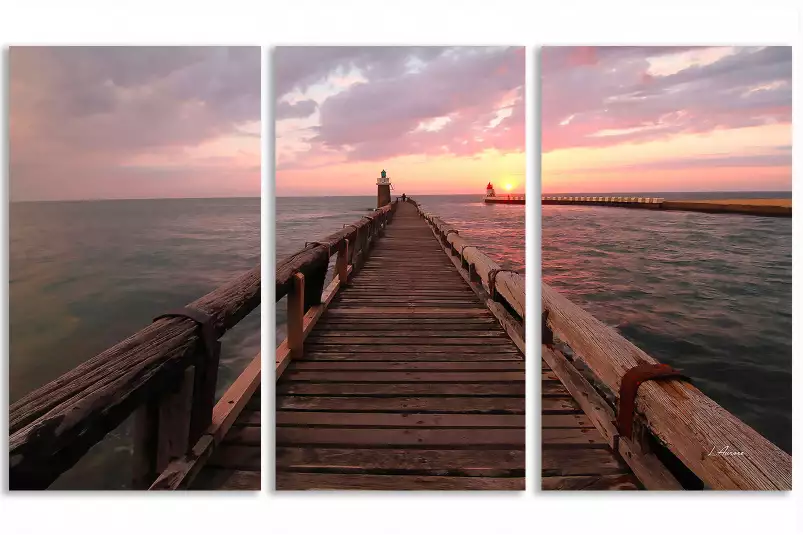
275 195 525 340
543 191 792 453
9 198 261 489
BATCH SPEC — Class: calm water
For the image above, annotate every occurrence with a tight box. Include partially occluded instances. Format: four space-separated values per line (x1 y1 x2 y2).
543 192 792 453
9 198 260 489
276 195 525 340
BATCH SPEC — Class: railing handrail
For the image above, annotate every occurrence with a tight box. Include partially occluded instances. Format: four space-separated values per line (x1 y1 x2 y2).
414 202 524 322
542 281 791 490
275 201 397 303
9 265 261 489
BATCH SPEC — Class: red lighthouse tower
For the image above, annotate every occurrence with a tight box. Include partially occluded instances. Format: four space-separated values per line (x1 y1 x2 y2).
486 182 496 198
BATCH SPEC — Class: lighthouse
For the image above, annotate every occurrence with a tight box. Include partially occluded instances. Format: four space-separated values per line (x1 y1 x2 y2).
377 169 392 208
486 182 496 198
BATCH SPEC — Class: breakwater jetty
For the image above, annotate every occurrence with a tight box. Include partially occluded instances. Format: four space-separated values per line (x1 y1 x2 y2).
542 196 791 217
275 198 525 490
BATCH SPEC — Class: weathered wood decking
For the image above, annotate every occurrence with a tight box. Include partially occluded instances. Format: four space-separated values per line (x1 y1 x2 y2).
542 353 640 490
276 201 525 490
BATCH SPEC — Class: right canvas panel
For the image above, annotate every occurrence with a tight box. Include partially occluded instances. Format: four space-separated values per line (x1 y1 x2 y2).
540 46 792 491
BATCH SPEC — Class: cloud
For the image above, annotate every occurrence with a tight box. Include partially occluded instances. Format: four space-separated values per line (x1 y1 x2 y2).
10 46 260 201
276 99 318 120
542 46 792 152
275 46 525 173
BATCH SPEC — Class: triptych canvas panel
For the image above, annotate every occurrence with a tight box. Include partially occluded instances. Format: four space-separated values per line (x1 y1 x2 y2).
7 45 791 492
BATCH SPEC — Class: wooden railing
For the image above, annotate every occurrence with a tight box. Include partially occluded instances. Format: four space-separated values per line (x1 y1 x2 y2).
275 201 397 377
414 201 525 351
9 266 261 490
542 282 791 490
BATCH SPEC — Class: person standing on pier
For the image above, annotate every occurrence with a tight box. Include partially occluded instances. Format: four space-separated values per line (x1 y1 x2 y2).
402 193 406 202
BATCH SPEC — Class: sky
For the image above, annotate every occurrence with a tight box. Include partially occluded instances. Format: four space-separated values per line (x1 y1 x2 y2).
542 46 792 193
275 46 525 197
10 47 260 201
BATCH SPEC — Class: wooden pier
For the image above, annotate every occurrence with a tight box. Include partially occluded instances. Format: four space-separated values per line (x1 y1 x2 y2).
542 195 791 217
9 267 262 491
275 199 525 490
542 282 792 490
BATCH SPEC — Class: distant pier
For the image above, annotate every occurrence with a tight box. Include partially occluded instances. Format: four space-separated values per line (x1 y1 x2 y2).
485 194 525 205
542 196 791 217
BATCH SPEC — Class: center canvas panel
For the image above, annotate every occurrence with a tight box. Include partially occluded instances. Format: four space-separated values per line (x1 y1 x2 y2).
274 46 526 491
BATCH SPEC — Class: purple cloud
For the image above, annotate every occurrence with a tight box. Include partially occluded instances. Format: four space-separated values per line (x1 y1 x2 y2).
542 46 792 152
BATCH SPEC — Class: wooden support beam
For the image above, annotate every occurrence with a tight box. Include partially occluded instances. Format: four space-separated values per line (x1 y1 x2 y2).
288 272 305 360
337 239 350 286
131 367 195 489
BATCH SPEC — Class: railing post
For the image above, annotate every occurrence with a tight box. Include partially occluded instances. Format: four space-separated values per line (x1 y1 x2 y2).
337 239 350 286
188 339 220 447
288 272 305 359
131 366 194 489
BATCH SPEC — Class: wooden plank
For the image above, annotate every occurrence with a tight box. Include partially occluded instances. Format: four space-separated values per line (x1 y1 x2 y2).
307 330 508 338
541 414 594 428
276 427 524 447
298 352 522 362
322 307 494 317
281 371 524 383
542 448 630 477
542 427 607 447
276 447 524 474
542 474 640 491
277 382 525 396
289 361 523 371
276 412 523 428
276 473 524 490
277 396 525 413
542 397 581 413
303 345 518 354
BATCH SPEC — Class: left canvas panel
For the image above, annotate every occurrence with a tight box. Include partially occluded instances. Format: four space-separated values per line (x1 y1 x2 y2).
8 46 262 490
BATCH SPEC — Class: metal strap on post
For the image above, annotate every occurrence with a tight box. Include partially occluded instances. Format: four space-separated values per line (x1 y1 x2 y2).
153 307 221 365
616 363 691 439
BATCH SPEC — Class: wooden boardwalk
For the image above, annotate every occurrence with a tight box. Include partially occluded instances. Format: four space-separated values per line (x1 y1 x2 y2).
276 201 525 490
